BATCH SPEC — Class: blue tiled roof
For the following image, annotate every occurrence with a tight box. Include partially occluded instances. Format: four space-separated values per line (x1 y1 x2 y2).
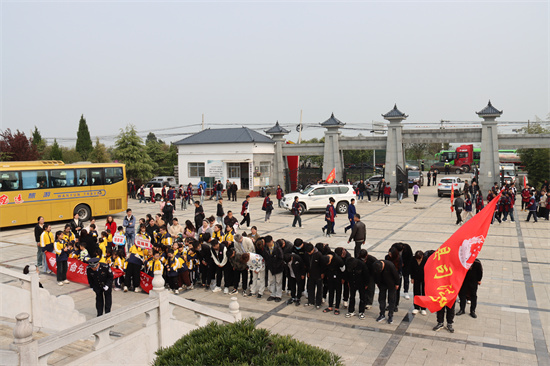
476 100 502 116
265 121 290 134
382 104 408 119
174 127 273 145
320 113 345 126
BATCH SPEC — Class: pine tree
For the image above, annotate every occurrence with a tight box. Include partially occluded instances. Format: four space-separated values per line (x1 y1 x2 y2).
50 139 63 160
75 114 93 160
90 138 111 163
31 126 47 157
113 125 154 181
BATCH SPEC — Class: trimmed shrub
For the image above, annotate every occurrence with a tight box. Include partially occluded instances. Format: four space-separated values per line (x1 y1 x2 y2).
154 318 343 366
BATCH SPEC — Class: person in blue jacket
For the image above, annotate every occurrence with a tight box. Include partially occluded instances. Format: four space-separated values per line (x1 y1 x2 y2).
344 199 357 233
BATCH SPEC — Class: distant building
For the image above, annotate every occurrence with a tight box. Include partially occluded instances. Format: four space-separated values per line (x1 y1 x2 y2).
174 127 275 191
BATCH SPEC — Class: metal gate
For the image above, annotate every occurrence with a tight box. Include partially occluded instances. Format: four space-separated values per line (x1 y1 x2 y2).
397 165 409 198
284 167 323 193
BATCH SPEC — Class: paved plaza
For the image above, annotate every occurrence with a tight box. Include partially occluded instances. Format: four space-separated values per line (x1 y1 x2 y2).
0 181 549 365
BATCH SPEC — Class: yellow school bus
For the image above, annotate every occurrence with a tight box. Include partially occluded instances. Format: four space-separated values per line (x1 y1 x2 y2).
0 161 127 227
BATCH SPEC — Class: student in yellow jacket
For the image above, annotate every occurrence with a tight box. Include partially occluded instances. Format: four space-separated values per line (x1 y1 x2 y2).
40 224 55 274
166 249 184 294
53 230 70 285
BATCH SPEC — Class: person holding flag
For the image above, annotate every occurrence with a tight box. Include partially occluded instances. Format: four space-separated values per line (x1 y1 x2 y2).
414 190 502 334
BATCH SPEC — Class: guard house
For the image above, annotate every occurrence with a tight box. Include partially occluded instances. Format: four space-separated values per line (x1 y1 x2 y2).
174 127 275 192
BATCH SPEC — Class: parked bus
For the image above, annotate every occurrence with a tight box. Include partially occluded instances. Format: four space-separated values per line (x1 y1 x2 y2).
0 161 127 227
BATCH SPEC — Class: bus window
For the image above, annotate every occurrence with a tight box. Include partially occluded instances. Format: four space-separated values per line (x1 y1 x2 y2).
473 152 480 160
0 172 20 191
76 169 88 186
90 168 104 186
22 171 48 189
50 169 75 188
105 167 123 185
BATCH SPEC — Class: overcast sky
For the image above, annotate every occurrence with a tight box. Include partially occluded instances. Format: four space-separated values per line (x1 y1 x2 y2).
1 1 548 146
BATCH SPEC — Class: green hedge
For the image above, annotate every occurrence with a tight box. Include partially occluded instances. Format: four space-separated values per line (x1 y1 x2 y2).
154 318 343 366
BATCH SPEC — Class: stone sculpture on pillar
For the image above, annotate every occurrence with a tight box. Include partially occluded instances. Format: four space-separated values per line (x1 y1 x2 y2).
265 121 290 190
383 104 408 195
476 100 502 194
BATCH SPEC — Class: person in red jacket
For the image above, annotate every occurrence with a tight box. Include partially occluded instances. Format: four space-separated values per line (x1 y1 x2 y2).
322 197 336 237
383 182 392 206
276 185 284 208
521 186 530 211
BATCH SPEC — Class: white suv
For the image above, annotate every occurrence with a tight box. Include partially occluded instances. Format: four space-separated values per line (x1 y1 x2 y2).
281 184 355 214
437 177 465 197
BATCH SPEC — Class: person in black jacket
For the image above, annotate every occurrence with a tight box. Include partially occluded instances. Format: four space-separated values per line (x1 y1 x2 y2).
345 252 369 319
363 250 378 309
385 247 403 312
456 259 483 318
34 216 45 269
324 253 345 315
69 212 84 238
374 259 399 324
391 242 413 300
277 239 294 294
224 211 238 233
377 178 385 201
86 258 113 317
410 250 427 315
284 253 306 306
264 236 284 302
305 243 324 308
334 247 352 309
396 180 405 203
194 201 205 233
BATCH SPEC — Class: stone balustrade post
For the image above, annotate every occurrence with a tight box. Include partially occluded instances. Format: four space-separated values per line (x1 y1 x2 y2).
11 313 38 366
229 297 242 322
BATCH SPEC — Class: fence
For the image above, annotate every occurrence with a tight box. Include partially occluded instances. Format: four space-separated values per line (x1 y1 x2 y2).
7 270 241 366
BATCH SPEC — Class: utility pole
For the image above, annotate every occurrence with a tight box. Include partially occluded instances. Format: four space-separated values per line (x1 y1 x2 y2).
202 114 205 131
298 109 303 144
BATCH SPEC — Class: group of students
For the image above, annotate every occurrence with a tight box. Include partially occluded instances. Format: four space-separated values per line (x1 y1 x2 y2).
34 213 119 286
452 179 550 225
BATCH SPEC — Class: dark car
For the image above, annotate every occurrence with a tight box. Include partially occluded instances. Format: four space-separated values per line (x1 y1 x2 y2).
407 170 424 188
430 162 464 175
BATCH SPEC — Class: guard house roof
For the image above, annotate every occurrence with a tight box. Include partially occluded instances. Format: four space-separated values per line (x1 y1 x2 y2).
174 127 273 145
320 113 345 126
382 104 408 118
476 100 503 116
265 121 290 134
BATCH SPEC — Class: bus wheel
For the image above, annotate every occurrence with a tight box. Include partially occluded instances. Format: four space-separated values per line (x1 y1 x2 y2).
74 204 91 221
461 165 470 173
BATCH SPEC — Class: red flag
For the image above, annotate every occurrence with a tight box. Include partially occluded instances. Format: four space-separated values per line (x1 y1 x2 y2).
326 168 336 184
523 175 528 189
414 192 502 313
450 185 454 212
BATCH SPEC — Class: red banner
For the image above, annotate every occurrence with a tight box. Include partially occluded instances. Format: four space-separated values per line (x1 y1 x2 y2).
46 253 153 292
326 168 336 184
414 192 501 313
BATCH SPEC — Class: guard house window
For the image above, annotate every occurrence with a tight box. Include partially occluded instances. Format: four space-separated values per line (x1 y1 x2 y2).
259 162 270 176
188 163 205 178
228 163 240 178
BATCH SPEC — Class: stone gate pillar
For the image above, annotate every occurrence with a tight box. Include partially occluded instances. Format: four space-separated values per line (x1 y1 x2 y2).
383 104 408 194
321 114 345 181
476 101 502 193
265 121 289 190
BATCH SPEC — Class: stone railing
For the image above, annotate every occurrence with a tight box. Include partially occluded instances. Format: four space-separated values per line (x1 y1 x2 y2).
0 265 42 328
9 270 241 366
